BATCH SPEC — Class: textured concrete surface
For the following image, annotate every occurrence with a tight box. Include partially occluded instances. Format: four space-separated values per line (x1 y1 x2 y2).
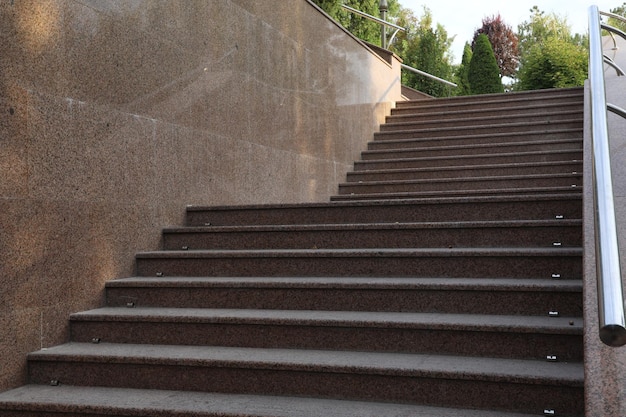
0 0 401 391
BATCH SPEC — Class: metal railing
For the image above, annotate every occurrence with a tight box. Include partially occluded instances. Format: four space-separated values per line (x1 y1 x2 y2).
340 3 457 91
588 5 626 347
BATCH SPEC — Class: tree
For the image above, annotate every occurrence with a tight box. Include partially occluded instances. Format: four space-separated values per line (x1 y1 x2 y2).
472 14 519 78
516 37 587 90
515 6 587 90
468 34 503 94
607 3 626 33
392 7 455 97
455 42 473 96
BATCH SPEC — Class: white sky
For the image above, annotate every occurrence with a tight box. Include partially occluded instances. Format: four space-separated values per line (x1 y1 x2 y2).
398 1 621 63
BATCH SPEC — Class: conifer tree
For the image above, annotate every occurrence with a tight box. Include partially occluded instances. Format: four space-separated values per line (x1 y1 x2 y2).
468 34 504 95
455 42 473 96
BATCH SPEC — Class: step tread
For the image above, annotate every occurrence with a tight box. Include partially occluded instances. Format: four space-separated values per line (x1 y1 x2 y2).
332 186 582 200
374 118 583 134
0 385 544 417
383 110 584 127
135 247 583 259
339 173 582 187
365 138 582 154
106 276 583 290
71 307 583 334
389 102 583 119
356 149 582 164
28 343 584 385
163 219 582 234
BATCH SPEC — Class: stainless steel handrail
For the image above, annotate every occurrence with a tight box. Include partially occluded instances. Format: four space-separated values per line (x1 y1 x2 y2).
401 63 458 88
588 5 626 347
340 4 405 45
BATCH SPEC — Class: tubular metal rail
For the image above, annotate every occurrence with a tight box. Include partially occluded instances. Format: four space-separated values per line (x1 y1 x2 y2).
588 5 626 347
340 3 457 90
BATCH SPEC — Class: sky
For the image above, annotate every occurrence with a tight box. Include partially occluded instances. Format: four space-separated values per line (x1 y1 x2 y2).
398 0 621 63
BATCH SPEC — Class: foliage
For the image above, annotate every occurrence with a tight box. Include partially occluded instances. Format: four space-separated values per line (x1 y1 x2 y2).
311 0 399 46
455 42 473 96
468 34 503 94
607 3 626 33
516 37 587 90
472 14 519 78
515 6 587 91
391 7 455 97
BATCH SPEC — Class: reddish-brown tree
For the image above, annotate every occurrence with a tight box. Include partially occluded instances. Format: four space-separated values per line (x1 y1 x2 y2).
472 14 519 78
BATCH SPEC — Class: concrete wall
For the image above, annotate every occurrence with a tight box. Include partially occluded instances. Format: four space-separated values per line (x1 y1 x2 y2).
0 0 402 391
583 36 626 416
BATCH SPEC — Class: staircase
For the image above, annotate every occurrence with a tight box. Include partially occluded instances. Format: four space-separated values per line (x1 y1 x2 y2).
0 87 585 416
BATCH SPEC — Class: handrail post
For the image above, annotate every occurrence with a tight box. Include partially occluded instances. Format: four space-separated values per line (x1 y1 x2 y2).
379 0 388 49
588 5 626 347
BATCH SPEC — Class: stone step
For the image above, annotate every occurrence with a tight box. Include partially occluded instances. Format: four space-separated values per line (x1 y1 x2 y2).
362 138 582 160
105 276 583 317
134 247 582 279
381 110 583 131
368 130 582 149
353 149 583 171
184 194 582 226
373 119 582 141
26 344 585 415
0 385 556 417
161 220 582 250
337 173 582 195
388 101 583 123
346 161 583 182
69 307 583 361
393 88 583 113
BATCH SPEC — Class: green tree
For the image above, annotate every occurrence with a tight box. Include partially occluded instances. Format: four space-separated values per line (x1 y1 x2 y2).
392 7 455 97
455 42 473 96
515 6 587 90
516 37 587 90
468 34 503 94
607 3 626 32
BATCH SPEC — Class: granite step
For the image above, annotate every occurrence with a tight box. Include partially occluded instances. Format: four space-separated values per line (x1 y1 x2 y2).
134 247 582 279
352 149 583 171
184 194 583 226
69 307 583 361
104 276 584 317
26 344 585 415
387 101 583 123
361 138 582 160
393 88 583 114
0 385 554 417
346 161 583 182
161 219 582 250
336 173 582 195
380 110 583 131
373 119 583 141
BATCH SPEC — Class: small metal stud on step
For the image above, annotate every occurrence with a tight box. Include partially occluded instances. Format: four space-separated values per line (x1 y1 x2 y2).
555 215 564 219
91 338 101 344
544 410 556 416
50 380 60 386
182 246 189 250
205 222 211 226
156 272 164 277
546 355 558 362
549 311 560 317
553 242 562 247
126 302 135 308
551 273 561 279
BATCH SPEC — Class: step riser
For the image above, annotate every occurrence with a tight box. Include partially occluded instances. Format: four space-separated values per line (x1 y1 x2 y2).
185 198 583 226
373 121 583 140
388 103 584 122
162 225 582 250
135 254 582 279
361 141 582 160
70 321 583 361
346 163 583 181
28 361 584 415
337 177 582 195
105 286 584 316
353 151 583 170
381 112 583 131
